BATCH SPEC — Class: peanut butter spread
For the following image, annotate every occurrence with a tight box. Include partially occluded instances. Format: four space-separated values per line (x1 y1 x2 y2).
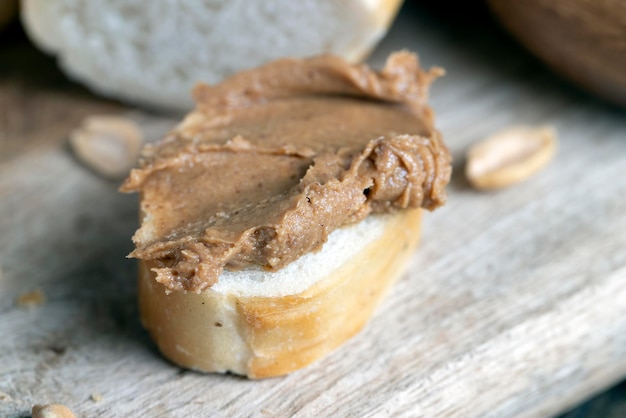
121 52 451 293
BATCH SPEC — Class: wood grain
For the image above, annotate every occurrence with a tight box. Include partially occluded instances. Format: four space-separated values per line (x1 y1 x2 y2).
1 8 626 418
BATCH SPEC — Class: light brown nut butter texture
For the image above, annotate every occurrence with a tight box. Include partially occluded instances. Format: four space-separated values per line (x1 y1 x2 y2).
121 52 452 293
466 126 557 190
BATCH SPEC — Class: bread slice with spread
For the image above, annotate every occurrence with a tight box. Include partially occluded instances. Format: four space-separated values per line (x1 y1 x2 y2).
122 52 451 378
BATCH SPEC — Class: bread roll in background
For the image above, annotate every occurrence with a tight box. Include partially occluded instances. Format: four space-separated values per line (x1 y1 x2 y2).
21 0 404 111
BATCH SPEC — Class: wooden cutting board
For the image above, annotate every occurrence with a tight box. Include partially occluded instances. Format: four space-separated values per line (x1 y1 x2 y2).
1 8 625 418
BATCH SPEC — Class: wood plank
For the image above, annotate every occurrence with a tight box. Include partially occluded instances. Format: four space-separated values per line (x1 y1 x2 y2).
1 6 625 418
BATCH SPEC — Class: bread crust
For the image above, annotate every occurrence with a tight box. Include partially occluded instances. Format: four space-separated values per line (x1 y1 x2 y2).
139 209 422 378
347 0 405 62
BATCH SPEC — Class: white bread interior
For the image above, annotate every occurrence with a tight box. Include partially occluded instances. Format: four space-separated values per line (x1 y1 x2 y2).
21 0 404 111
139 209 422 378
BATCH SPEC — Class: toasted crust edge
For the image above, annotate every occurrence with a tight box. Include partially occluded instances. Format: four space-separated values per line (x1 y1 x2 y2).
138 209 422 378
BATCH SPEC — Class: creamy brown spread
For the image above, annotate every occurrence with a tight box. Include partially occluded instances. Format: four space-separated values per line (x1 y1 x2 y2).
121 52 451 293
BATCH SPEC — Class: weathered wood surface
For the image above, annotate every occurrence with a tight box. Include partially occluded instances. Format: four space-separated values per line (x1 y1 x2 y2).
1 7 625 418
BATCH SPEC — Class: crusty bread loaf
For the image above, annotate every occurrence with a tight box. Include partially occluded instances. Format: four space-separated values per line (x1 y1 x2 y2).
139 210 422 378
21 0 404 111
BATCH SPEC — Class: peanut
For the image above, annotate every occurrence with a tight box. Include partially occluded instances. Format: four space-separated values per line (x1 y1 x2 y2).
31 404 76 418
70 115 144 180
466 126 556 189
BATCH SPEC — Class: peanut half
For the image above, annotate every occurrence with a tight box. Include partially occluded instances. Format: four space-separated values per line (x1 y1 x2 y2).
70 115 144 180
465 126 557 190
32 404 76 418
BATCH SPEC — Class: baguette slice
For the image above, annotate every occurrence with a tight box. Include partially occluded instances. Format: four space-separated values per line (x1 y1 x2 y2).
125 52 450 378
21 0 404 111
139 209 422 378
